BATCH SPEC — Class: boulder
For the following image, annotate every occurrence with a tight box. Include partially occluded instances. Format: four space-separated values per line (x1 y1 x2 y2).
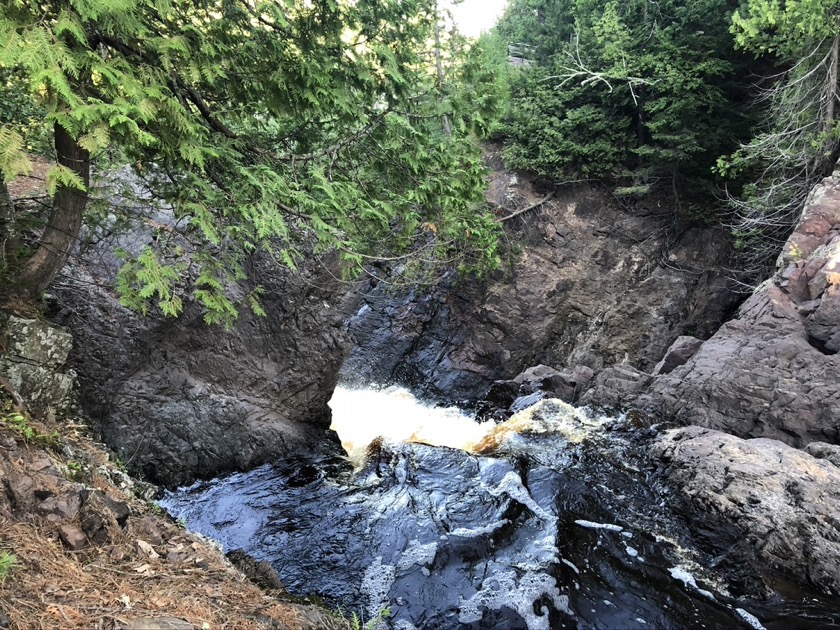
804 442 840 468
476 364 595 420
49 192 352 487
58 524 88 550
651 335 703 375
579 365 652 409
0 316 75 413
653 426 840 595
2 317 72 368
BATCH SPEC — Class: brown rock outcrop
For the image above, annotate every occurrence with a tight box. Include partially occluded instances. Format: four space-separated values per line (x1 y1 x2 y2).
343 170 738 401
640 174 840 445
653 426 840 595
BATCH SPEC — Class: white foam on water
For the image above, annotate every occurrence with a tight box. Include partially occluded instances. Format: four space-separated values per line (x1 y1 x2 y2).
669 566 717 601
575 519 624 532
447 519 509 538
736 608 767 630
396 540 438 573
489 471 554 522
457 568 573 630
361 556 396 620
669 566 698 589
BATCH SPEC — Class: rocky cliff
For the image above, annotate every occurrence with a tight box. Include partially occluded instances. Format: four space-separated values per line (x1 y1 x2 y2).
49 251 350 488
632 172 840 446
343 162 739 401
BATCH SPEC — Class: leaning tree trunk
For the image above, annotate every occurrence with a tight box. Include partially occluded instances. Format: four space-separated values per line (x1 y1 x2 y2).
15 123 90 297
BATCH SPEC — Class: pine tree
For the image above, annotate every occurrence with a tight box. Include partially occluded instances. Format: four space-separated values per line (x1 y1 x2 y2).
495 0 750 202
0 0 501 323
720 0 840 279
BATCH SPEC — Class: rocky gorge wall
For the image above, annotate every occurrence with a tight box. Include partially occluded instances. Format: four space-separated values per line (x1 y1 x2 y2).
343 166 740 401
49 251 351 488
630 174 840 446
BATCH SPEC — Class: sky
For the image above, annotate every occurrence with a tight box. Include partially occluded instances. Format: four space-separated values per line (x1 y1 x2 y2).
448 0 508 38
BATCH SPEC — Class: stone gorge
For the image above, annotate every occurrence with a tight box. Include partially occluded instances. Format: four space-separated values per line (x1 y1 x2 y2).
7 160 836 628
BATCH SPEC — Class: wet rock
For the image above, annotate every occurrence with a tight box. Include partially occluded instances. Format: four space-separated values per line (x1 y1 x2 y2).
50 216 351 486
477 364 595 420
651 335 703 375
58 524 87 550
509 391 545 413
653 426 840 595
227 548 285 591
641 175 840 446
513 364 579 402
343 176 737 401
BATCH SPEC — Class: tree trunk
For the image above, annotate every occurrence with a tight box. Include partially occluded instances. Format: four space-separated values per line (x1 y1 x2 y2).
0 175 16 271
434 15 452 137
15 123 90 297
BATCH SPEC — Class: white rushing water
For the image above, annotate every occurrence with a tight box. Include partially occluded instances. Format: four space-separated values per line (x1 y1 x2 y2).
328 385 493 463
329 385 611 465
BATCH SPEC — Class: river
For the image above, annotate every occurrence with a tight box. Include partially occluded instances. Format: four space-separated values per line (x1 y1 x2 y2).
161 385 839 629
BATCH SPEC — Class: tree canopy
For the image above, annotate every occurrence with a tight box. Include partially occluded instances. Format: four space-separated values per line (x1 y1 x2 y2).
721 0 840 277
494 0 752 202
0 0 501 324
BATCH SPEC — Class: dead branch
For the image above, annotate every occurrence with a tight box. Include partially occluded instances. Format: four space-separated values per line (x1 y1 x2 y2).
0 374 28 415
496 192 556 223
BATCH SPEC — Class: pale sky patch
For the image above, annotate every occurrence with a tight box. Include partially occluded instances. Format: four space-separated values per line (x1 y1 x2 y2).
447 0 508 39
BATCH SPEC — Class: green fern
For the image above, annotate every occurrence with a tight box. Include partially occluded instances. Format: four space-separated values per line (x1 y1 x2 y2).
0 551 16 583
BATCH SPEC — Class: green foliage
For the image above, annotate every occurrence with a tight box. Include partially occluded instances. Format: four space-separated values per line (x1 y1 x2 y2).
66 459 85 481
448 33 513 139
720 0 840 279
495 0 752 199
0 551 16 583
1 400 62 450
342 606 391 630
0 67 51 161
0 0 501 322
732 0 840 56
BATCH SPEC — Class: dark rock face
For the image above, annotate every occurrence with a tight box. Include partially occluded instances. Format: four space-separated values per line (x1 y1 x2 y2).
476 364 594 421
343 178 738 401
51 226 350 488
653 426 840 596
639 175 840 446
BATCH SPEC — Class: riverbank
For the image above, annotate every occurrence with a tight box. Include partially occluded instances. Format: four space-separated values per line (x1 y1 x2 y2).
0 350 347 630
